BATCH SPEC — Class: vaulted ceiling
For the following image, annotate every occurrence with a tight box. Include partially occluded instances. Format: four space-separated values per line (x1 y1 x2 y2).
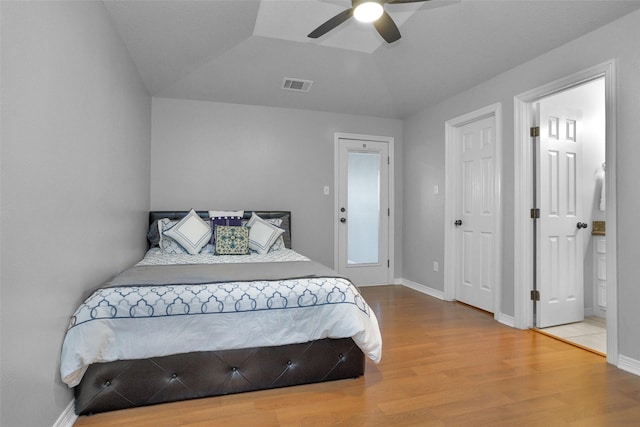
103 0 640 119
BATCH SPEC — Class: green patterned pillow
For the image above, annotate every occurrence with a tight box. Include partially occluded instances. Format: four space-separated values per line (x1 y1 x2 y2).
215 226 249 255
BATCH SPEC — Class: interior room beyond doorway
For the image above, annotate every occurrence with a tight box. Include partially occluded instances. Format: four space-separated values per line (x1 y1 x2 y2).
535 77 606 355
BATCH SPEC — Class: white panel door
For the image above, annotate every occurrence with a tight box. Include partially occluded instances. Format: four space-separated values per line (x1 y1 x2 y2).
454 116 496 312
536 99 585 328
337 138 389 286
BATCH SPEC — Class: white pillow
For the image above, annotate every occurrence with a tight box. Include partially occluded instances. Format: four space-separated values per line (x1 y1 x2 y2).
158 219 186 254
270 235 285 252
247 213 285 254
265 218 285 252
164 209 212 255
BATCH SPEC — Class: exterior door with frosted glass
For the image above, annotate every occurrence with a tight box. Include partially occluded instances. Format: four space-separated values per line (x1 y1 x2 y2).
337 138 389 285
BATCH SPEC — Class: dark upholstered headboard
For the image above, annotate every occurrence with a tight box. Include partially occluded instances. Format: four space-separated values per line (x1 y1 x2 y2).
149 211 292 249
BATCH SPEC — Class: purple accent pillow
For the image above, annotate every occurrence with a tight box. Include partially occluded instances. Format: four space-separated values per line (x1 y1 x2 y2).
210 216 242 244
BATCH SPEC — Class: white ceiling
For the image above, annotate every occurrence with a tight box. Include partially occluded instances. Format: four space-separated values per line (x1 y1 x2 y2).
103 0 640 119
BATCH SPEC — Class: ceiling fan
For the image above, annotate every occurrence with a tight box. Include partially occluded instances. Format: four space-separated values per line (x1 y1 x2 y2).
307 0 432 44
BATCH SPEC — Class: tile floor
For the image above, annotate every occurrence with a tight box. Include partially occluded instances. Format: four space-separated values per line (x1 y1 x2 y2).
539 316 606 355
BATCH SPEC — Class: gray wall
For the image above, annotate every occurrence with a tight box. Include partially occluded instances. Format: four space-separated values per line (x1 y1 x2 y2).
402 9 640 359
0 2 151 426
3 2 640 425
151 98 403 271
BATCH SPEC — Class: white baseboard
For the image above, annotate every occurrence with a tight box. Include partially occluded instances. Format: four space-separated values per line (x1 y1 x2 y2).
397 278 445 300
496 312 515 327
398 279 518 329
618 354 640 377
53 400 77 427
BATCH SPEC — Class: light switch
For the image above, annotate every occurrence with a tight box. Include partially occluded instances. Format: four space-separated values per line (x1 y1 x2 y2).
323 186 330 195
433 185 439 195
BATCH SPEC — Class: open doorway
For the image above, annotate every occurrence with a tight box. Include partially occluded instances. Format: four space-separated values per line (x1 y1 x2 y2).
513 60 618 365
533 78 606 355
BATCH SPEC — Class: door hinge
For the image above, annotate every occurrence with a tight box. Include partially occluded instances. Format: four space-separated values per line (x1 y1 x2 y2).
387 259 390 268
388 207 390 216
530 290 540 301
387 156 390 165
530 208 540 219
530 126 540 137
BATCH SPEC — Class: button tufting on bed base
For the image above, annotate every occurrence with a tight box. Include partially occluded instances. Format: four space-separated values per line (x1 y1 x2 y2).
74 338 365 415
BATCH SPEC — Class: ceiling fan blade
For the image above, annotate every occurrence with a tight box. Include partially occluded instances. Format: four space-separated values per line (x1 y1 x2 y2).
386 0 429 3
308 8 354 38
374 10 401 43
387 0 461 7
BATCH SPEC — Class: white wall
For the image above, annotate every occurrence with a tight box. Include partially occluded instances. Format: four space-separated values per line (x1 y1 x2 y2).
402 9 640 360
151 98 403 270
0 2 151 426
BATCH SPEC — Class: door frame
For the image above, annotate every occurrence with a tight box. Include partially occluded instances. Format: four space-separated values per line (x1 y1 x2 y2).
513 60 618 365
333 132 395 284
444 103 503 319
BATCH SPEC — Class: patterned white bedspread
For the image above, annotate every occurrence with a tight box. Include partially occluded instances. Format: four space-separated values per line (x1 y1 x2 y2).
60 249 382 387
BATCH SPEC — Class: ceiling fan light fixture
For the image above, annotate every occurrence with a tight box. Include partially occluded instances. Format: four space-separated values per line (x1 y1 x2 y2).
353 1 384 23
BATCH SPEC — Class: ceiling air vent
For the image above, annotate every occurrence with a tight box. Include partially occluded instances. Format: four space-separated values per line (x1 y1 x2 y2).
281 78 313 93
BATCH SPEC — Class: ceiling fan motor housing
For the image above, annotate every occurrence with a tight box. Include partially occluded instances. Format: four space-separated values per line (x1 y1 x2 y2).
354 0 385 22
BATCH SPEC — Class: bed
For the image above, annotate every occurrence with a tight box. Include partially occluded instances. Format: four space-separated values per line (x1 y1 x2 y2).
60 210 382 415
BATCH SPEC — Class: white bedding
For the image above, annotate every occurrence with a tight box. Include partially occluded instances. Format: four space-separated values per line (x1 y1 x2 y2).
60 248 382 387
138 247 311 265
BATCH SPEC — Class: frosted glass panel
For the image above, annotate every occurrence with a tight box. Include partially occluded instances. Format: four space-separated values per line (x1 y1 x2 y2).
347 152 380 264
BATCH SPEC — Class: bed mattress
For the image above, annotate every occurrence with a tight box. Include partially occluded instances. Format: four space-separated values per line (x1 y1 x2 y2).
60 248 382 388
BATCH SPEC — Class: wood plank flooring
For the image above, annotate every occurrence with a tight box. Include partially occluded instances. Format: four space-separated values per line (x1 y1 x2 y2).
73 285 640 426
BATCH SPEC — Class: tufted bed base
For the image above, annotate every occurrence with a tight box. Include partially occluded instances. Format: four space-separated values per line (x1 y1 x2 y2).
75 337 365 415
72 210 367 415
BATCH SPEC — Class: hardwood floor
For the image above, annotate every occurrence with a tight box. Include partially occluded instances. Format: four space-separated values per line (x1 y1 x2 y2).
74 285 640 426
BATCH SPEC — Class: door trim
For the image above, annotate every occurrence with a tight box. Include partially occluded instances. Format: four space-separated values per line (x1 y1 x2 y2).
444 103 503 319
333 132 395 284
513 60 618 365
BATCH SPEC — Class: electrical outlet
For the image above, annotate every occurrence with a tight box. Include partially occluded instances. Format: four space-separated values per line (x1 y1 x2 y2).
433 261 439 272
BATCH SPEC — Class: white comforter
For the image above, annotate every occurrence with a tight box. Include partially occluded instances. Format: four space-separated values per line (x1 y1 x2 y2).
60 249 382 387
139 247 313 265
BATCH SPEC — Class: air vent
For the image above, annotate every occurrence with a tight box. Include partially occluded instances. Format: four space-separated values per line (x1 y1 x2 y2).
281 78 313 93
